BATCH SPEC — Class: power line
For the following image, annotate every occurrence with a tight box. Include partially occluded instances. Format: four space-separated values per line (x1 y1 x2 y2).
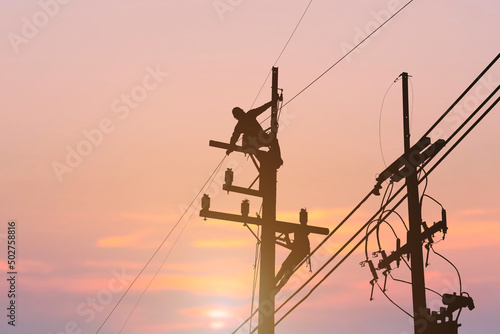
117 159 226 333
430 244 462 294
250 0 313 109
96 156 227 333
280 0 416 109
377 282 413 318
379 78 399 167
420 53 499 140
118 206 194 333
249 89 498 331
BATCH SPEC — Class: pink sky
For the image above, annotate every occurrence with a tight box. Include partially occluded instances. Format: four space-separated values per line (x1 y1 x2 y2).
1 1 499 333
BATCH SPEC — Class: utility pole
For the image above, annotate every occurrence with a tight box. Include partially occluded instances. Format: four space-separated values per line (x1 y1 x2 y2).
258 66 279 334
401 72 428 333
200 67 329 334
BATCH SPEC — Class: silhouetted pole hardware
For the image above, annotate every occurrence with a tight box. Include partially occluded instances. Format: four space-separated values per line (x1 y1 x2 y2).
370 72 479 334
200 67 328 334
400 72 429 333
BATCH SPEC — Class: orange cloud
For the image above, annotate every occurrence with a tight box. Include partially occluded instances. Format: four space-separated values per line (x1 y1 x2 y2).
193 239 251 248
98 233 142 248
119 212 179 223
97 229 158 248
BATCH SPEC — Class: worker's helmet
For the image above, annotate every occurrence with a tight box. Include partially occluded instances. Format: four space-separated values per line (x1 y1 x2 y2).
232 107 245 120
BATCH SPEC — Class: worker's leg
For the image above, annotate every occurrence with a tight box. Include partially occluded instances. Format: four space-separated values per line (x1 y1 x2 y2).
270 137 283 167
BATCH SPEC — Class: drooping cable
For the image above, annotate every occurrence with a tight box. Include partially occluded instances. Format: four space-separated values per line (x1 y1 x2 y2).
430 244 462 294
249 225 261 333
117 158 227 333
280 0 415 109
118 193 201 333
271 75 500 330
379 78 399 166
239 52 499 334
389 273 442 298
249 0 313 109
377 282 413 318
96 156 227 333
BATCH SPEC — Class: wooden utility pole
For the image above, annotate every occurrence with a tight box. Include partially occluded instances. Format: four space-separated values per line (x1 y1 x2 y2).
200 67 328 334
401 72 428 333
258 66 279 333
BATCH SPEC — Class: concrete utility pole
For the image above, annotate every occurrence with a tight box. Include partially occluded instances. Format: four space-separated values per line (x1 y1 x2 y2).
401 72 428 333
201 67 328 334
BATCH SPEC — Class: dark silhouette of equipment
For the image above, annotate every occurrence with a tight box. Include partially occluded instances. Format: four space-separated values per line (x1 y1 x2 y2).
366 72 480 334
200 67 328 334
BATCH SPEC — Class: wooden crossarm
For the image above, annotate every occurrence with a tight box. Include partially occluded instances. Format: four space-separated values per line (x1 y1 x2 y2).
209 140 267 158
200 209 329 235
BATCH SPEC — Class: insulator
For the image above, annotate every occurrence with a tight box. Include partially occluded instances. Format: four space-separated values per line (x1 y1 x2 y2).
241 199 250 217
441 208 448 236
225 168 234 187
201 194 210 211
300 208 308 224
396 238 401 268
368 260 378 281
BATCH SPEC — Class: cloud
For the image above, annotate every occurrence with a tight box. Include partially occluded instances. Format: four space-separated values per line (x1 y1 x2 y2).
119 212 179 224
98 233 144 248
96 228 162 249
193 239 251 248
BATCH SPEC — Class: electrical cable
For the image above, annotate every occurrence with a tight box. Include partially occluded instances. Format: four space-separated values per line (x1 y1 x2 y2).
379 78 399 167
376 282 413 318
118 195 200 333
409 76 415 131
418 167 429 207
279 0 415 110
389 273 442 298
249 0 313 109
234 188 377 334
423 93 499 177
239 51 499 334
96 156 227 333
422 194 443 209
249 225 261 332
381 209 408 231
271 76 500 330
419 53 499 140
272 95 497 327
258 0 416 127
365 218 398 259
430 244 462 294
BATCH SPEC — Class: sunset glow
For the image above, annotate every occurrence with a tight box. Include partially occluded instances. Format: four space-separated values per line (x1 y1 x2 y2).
1 1 499 333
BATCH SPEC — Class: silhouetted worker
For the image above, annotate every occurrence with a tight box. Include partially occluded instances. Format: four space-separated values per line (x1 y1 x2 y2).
225 100 283 168
275 221 310 291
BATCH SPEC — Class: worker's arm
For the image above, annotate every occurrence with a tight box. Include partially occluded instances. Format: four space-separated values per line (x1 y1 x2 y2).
226 126 242 155
247 100 273 118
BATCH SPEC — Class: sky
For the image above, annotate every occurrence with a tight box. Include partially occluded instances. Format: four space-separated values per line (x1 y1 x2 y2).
1 0 499 333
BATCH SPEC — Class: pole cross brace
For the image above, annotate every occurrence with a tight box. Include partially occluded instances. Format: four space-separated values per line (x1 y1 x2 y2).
199 209 329 235
209 140 268 160
378 220 447 270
